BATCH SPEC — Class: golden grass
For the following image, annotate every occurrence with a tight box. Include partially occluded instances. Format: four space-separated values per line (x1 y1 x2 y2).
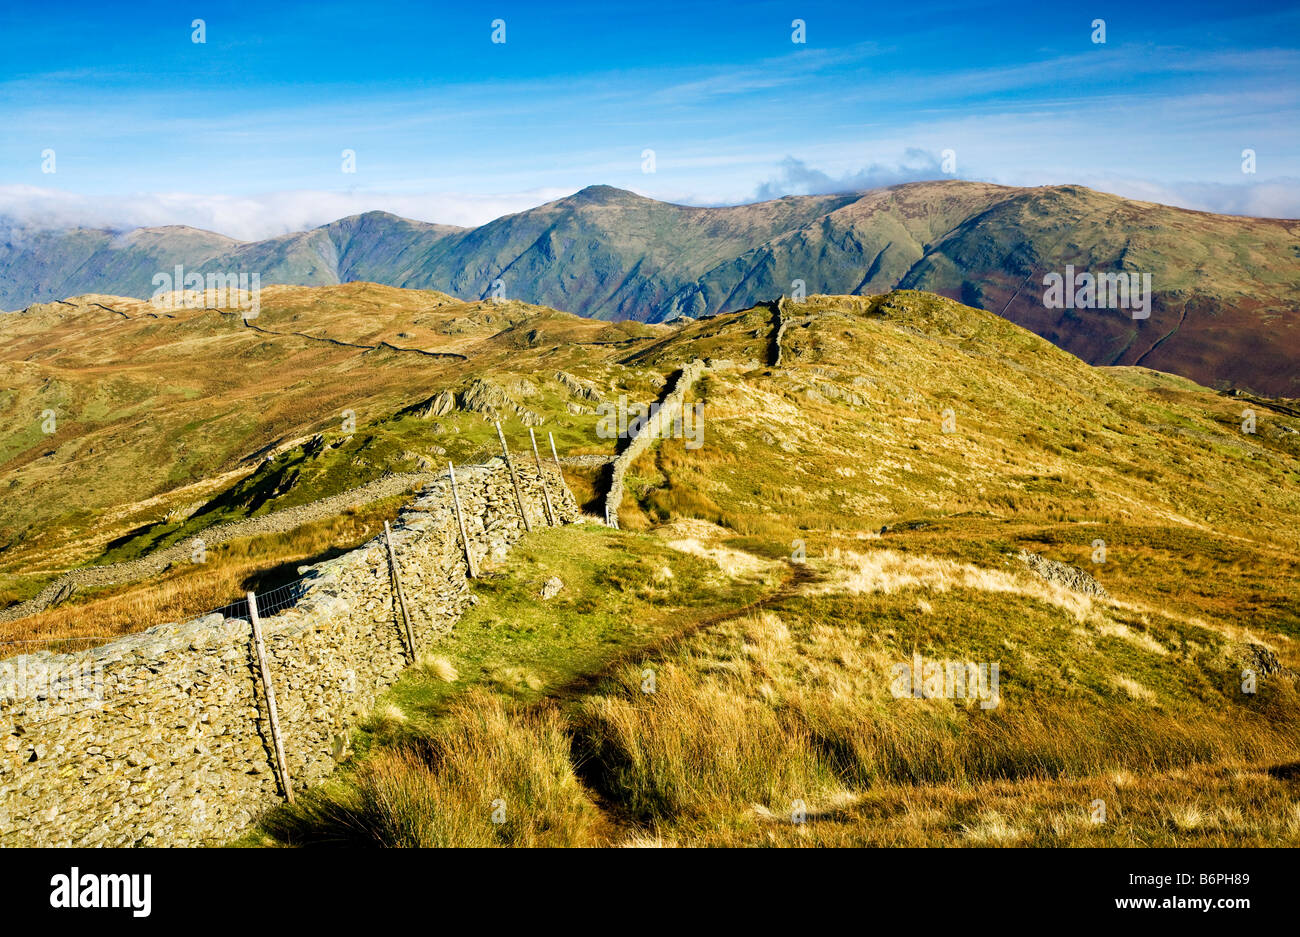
267 690 606 847
253 524 1300 848
807 547 1099 622
567 592 1300 843
415 653 459 683
689 759 1300 847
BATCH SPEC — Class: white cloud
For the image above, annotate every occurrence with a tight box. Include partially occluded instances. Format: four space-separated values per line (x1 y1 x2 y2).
1069 176 1300 220
2 165 1297 249
0 186 571 241
753 152 944 200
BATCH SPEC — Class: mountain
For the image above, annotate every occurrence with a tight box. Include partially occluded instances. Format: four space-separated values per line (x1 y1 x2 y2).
0 222 240 309
2 182 1297 393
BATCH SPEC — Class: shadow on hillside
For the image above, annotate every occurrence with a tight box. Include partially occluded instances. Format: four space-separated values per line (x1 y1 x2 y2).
1266 761 1300 781
206 543 361 622
240 543 356 595
100 522 155 556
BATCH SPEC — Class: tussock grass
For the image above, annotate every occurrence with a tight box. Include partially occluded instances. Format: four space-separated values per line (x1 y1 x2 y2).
573 658 840 822
572 634 1297 817
266 691 604 847
416 654 459 682
567 587 1299 843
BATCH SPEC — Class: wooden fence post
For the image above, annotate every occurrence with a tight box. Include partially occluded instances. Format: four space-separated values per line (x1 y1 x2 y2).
384 521 417 660
547 432 562 476
549 432 576 522
448 461 477 579
247 591 293 804
495 420 532 532
529 428 557 526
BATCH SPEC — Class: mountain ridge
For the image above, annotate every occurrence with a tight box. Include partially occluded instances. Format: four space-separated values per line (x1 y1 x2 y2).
3 180 1297 393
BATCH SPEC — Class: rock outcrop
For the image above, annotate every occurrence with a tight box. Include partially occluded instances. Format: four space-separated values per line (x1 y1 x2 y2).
1017 550 1109 598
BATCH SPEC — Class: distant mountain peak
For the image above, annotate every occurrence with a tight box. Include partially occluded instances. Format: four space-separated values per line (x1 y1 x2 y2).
567 184 644 204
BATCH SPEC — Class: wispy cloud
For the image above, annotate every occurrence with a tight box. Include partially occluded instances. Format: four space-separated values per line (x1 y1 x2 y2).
754 151 944 199
749 152 1300 219
1 3 1295 230
1073 176 1300 220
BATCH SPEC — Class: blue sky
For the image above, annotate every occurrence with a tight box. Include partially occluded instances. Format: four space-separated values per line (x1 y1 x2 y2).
1 0 1296 238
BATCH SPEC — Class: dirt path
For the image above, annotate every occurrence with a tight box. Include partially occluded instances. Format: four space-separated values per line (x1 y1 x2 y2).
541 559 819 844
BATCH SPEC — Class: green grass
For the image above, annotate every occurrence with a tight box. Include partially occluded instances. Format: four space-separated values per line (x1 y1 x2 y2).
352 523 771 752
243 522 776 845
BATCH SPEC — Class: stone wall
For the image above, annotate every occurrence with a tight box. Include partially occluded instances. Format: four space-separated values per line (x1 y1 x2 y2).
772 296 789 367
602 359 708 528
0 456 577 847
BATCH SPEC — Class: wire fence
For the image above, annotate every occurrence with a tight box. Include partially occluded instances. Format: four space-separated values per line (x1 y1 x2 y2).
207 576 311 623
0 572 316 654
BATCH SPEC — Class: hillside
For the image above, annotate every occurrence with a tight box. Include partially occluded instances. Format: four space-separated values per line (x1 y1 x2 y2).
4 181 1297 395
0 282 669 608
280 289 1297 847
2 283 1298 846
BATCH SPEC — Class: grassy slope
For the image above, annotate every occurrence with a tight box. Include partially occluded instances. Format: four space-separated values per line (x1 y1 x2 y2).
248 523 774 847
3 282 1296 845
620 292 1299 640
229 289 1299 847
0 283 673 609
0 496 409 655
248 521 1299 847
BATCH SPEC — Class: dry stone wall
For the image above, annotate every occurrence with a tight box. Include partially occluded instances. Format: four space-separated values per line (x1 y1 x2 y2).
0 457 577 847
772 297 789 367
602 359 708 528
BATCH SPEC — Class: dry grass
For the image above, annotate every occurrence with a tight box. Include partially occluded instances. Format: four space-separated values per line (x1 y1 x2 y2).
658 534 772 579
567 591 1300 844
691 759 1300 847
267 690 605 847
807 547 1099 622
416 654 459 683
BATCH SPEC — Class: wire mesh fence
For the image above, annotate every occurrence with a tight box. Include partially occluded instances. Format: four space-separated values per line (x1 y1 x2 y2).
205 576 310 623
0 573 315 654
